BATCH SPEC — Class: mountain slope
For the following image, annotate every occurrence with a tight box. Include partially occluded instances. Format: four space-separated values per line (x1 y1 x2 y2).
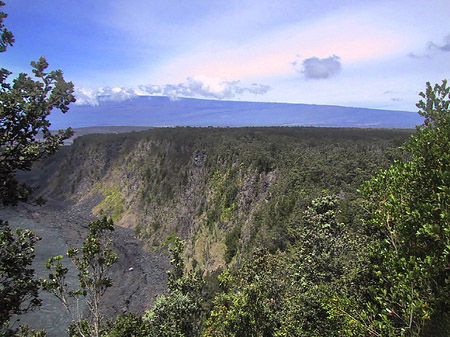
49 96 422 129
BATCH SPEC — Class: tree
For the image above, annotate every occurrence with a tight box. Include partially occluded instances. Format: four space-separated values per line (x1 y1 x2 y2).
0 2 75 335
0 1 75 205
203 248 287 337
0 1 14 52
279 195 352 337
41 217 118 337
330 81 450 336
0 220 41 334
0 54 75 204
105 313 151 337
144 237 204 337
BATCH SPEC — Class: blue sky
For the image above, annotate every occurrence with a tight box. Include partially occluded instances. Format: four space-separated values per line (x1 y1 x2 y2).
2 0 450 110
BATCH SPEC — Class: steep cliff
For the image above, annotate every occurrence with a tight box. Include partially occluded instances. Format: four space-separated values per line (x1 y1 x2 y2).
29 127 412 274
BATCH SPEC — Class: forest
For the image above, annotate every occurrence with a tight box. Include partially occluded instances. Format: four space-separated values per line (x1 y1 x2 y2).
1 1 449 336
2 89 449 336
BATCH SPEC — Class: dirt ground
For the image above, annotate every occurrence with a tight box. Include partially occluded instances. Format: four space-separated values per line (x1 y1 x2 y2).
1 199 169 336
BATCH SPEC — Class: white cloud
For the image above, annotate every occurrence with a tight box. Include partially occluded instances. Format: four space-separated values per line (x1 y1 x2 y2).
298 55 342 79
74 87 137 106
70 0 450 111
140 76 271 100
75 76 271 105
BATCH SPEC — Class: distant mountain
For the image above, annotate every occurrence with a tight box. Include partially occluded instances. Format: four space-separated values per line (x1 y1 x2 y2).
49 96 423 129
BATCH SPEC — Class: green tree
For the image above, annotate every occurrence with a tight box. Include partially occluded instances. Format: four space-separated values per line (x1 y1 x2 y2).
41 217 118 337
203 249 286 337
0 2 74 334
0 54 75 204
331 81 450 336
0 1 75 205
279 195 350 337
144 237 204 337
0 220 41 334
105 313 151 337
0 1 14 52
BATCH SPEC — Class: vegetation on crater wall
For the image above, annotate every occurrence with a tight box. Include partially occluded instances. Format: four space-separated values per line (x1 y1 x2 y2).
93 185 125 223
32 81 447 337
8 90 449 336
36 126 414 273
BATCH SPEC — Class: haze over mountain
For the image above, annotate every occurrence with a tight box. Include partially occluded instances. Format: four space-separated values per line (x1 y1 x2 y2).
49 96 423 129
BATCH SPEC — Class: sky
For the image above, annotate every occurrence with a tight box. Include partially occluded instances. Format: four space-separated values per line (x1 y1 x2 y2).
2 0 450 111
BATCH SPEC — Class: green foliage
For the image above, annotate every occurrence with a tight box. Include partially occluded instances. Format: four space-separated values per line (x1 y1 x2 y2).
41 217 118 337
0 1 14 52
280 194 367 337
144 237 204 337
224 225 241 264
66 319 91 337
0 5 74 335
0 55 75 204
0 221 41 335
0 1 74 205
105 313 150 337
204 195 353 337
94 185 124 222
203 192 375 337
331 80 450 336
167 237 187 292
203 249 286 337
145 292 202 337
287 195 345 284
154 232 179 252
44 125 410 258
205 167 240 228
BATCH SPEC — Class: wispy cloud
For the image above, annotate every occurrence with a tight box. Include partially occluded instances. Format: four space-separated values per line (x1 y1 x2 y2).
427 34 450 52
407 52 430 59
408 33 450 59
147 3 414 85
11 0 447 112
75 76 271 105
296 55 342 79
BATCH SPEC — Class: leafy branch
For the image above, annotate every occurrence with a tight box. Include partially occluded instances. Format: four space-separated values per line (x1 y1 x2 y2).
41 217 118 337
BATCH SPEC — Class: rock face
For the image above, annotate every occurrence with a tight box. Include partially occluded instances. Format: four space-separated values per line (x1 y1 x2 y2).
22 127 413 277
